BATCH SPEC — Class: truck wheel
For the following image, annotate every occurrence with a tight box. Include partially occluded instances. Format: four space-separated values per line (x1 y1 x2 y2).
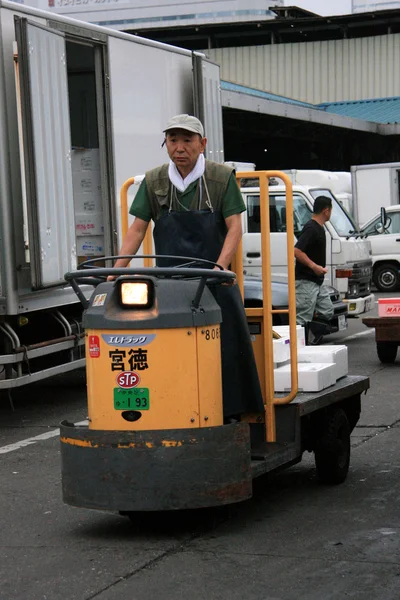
376 342 398 364
373 264 399 292
314 409 350 485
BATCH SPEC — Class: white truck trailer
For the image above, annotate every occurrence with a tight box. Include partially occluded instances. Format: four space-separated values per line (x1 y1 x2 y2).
0 0 222 389
241 170 374 316
351 162 400 227
350 162 400 292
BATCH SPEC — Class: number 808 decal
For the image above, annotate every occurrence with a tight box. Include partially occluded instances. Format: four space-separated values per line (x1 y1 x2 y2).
203 327 220 341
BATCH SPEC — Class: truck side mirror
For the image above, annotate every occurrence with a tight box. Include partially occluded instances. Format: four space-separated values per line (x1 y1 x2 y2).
380 207 391 232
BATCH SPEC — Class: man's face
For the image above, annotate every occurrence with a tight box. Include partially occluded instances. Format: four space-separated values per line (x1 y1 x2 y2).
165 129 207 173
324 206 333 221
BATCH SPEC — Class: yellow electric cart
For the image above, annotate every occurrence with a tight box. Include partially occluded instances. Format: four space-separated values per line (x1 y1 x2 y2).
60 172 369 513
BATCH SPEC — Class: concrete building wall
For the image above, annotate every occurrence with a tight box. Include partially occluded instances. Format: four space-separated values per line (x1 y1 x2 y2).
207 33 400 104
352 1 400 13
29 0 283 31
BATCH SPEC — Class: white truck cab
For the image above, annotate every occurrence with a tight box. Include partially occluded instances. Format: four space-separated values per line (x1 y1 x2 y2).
360 206 400 292
241 177 375 316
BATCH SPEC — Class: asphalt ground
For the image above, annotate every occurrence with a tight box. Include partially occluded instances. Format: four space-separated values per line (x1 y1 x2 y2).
0 293 399 600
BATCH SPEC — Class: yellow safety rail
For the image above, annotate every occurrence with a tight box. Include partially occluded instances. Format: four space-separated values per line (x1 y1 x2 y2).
120 177 153 267
236 171 298 443
121 172 298 442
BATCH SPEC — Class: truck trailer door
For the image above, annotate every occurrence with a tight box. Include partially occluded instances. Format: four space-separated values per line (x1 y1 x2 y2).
193 54 224 163
15 18 76 289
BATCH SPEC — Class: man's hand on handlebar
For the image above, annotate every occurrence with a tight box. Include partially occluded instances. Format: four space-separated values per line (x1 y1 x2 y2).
213 265 236 286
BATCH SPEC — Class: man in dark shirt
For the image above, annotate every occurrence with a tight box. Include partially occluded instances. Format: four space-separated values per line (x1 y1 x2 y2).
294 196 334 344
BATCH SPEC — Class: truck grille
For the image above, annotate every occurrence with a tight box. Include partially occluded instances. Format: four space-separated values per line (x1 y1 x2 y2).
348 261 373 299
351 262 373 279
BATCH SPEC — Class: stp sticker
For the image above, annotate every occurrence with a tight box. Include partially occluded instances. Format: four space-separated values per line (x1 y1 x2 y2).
89 335 100 358
116 371 140 388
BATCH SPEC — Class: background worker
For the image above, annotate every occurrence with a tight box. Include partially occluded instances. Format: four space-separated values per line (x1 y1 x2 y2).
111 114 263 419
294 195 334 345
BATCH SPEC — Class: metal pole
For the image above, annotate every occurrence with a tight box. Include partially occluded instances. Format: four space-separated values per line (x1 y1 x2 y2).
0 14 19 314
259 172 276 442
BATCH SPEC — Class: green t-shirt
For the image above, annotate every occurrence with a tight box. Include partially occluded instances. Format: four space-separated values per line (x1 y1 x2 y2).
130 172 245 222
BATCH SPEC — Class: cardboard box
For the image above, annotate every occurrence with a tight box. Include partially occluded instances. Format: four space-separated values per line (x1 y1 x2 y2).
274 362 336 393
74 193 102 214
298 345 348 381
71 149 103 215
75 213 104 237
272 325 305 350
77 236 104 257
72 170 101 196
71 148 100 172
378 297 400 317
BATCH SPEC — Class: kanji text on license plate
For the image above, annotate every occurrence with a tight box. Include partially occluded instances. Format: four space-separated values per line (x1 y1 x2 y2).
114 388 150 410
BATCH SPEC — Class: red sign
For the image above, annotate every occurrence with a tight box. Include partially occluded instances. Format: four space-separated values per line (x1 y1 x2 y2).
89 335 100 358
116 371 140 388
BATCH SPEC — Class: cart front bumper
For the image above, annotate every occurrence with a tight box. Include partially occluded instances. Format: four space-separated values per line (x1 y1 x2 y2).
60 421 252 512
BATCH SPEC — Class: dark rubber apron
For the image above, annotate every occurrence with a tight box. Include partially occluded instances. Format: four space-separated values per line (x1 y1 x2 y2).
153 180 264 418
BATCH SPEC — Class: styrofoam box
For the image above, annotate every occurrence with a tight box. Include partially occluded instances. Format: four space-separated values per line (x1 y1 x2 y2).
273 337 290 364
72 170 101 195
75 213 104 237
272 325 305 350
77 236 104 257
298 345 348 381
274 362 336 392
378 297 400 317
71 149 103 215
71 148 100 172
74 193 103 214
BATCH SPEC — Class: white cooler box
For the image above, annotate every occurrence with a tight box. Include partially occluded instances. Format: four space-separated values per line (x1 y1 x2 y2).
298 345 348 382
273 336 290 364
274 362 336 392
272 325 305 350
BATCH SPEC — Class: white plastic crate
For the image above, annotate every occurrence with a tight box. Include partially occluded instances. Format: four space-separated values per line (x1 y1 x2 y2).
273 336 290 364
272 325 305 350
298 345 348 381
274 362 336 392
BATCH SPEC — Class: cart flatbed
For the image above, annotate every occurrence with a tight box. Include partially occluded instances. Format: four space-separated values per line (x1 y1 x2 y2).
250 375 369 477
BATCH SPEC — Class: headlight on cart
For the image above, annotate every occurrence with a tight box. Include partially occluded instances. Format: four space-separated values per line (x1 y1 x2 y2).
120 281 153 308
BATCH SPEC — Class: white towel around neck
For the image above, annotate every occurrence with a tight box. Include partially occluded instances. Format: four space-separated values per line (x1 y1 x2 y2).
168 153 205 192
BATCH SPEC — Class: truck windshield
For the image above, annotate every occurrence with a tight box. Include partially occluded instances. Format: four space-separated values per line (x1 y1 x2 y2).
246 193 312 236
309 189 357 236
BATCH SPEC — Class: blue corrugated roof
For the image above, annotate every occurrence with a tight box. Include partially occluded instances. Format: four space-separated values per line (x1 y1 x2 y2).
319 97 400 124
221 81 316 109
222 81 400 124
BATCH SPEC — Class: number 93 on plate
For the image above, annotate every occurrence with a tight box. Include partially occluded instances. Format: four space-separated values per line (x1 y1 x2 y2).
114 387 150 410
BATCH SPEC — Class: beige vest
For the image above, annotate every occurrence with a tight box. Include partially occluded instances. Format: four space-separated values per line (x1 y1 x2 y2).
145 160 234 221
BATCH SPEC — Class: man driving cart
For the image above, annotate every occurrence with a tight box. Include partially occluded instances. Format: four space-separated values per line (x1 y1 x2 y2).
110 114 263 419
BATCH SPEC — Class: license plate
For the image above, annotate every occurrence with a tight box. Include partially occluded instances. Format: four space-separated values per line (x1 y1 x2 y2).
365 298 372 312
338 314 347 331
114 387 150 410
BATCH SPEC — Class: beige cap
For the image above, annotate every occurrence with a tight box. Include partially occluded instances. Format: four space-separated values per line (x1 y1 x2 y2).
163 114 204 137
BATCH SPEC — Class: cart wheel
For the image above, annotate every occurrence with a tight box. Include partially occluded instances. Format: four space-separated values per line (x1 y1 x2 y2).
315 408 350 485
376 342 398 364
